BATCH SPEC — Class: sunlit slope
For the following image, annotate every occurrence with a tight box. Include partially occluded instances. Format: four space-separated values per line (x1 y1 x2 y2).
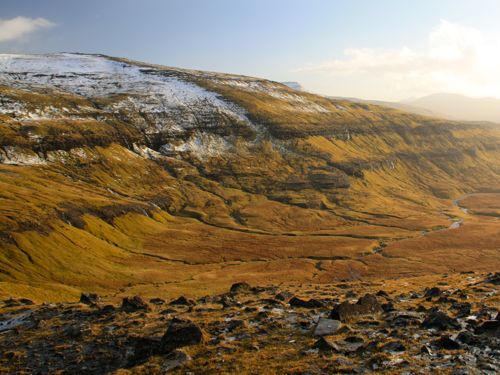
1 53 499 299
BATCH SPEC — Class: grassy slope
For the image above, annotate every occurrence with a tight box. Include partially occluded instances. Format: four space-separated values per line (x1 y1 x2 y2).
1 65 500 301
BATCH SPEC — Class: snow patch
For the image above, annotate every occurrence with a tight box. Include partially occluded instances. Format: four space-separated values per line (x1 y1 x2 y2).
159 132 230 159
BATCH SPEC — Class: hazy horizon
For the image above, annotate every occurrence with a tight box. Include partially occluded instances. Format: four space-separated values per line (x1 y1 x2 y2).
1 0 500 101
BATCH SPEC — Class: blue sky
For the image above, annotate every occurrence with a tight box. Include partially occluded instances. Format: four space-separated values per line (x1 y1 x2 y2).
1 0 500 100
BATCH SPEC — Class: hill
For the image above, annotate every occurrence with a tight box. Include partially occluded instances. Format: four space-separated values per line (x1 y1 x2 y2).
0 53 499 302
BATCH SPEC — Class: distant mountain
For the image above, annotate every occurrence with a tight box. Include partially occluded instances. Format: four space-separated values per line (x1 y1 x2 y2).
281 81 303 90
406 93 500 124
332 96 440 118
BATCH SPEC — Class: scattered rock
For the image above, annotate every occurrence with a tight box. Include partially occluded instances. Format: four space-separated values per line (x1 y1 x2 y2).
3 298 35 307
121 296 150 313
313 318 341 336
160 318 206 352
421 310 459 330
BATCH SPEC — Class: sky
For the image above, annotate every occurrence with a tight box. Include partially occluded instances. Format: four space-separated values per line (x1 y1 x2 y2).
1 0 500 101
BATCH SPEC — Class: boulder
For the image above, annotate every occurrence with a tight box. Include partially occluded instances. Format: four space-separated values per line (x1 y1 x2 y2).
329 294 382 322
421 310 459 330
80 293 99 305
160 318 206 353
313 318 341 336
121 296 150 313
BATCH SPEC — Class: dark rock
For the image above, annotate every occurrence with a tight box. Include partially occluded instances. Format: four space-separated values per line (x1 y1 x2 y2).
424 287 442 298
259 298 285 308
169 296 194 306
289 297 324 308
160 318 206 352
475 318 500 337
451 302 471 318
376 290 389 298
121 296 150 313
421 310 459 330
274 291 293 302
79 293 99 306
229 282 251 294
100 304 116 314
226 319 247 332
127 336 160 366
313 336 337 352
149 298 165 305
437 296 455 304
432 335 461 350
484 272 500 285
344 335 364 343
456 331 481 346
329 294 382 322
381 341 406 353
382 302 395 312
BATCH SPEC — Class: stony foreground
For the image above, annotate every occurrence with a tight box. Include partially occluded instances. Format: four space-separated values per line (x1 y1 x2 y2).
0 272 499 374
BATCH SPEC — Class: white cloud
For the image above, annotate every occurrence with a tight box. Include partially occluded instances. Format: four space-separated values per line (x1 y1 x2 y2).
0 16 55 43
297 20 500 100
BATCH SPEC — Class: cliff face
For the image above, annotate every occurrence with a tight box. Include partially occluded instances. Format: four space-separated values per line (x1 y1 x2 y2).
0 53 499 299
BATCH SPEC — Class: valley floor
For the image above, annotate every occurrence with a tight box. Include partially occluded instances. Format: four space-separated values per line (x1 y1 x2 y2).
3 192 499 304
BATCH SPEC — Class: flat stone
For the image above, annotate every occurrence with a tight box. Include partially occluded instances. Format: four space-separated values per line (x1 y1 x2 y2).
313 318 341 336
161 350 191 372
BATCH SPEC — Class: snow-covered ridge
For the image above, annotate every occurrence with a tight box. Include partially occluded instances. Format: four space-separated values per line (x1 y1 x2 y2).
0 53 259 159
0 53 247 116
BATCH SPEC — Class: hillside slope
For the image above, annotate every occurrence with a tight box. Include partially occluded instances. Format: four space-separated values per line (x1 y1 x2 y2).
1 53 499 301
